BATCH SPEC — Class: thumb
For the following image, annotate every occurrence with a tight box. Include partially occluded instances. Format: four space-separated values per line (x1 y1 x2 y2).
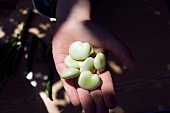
105 35 137 69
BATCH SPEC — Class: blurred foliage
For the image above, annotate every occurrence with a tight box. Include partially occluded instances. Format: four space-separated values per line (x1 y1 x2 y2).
0 8 54 100
0 8 33 90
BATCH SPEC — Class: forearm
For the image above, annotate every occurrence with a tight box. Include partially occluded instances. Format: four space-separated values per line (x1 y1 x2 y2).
56 0 92 21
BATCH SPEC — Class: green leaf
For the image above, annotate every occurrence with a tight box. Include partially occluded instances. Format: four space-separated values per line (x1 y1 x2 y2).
45 81 51 97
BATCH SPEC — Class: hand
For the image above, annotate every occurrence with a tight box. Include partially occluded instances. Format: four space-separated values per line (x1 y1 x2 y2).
52 19 136 113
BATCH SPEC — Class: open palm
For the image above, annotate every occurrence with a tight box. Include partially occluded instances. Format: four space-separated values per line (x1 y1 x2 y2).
52 20 136 113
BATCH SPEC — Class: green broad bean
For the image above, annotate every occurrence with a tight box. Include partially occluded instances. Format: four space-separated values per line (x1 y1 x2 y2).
94 53 106 71
61 68 80 79
61 41 106 90
78 71 101 90
69 41 93 60
64 55 83 69
80 57 96 73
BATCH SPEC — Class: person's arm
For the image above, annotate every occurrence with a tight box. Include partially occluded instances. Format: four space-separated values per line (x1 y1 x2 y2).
56 0 91 21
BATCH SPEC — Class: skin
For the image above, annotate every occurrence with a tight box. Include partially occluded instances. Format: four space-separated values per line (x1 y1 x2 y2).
52 0 136 113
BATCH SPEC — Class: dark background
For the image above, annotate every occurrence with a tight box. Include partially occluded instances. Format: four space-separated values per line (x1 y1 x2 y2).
0 0 170 113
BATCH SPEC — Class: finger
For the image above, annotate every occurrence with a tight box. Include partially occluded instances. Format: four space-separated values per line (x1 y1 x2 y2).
90 89 109 113
100 71 117 109
77 87 96 113
52 54 80 106
62 79 80 106
106 36 136 69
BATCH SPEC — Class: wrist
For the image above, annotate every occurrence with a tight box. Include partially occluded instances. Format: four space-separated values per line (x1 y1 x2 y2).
56 0 92 21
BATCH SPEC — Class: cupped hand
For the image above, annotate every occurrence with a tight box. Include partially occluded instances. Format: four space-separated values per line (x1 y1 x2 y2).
52 19 136 113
